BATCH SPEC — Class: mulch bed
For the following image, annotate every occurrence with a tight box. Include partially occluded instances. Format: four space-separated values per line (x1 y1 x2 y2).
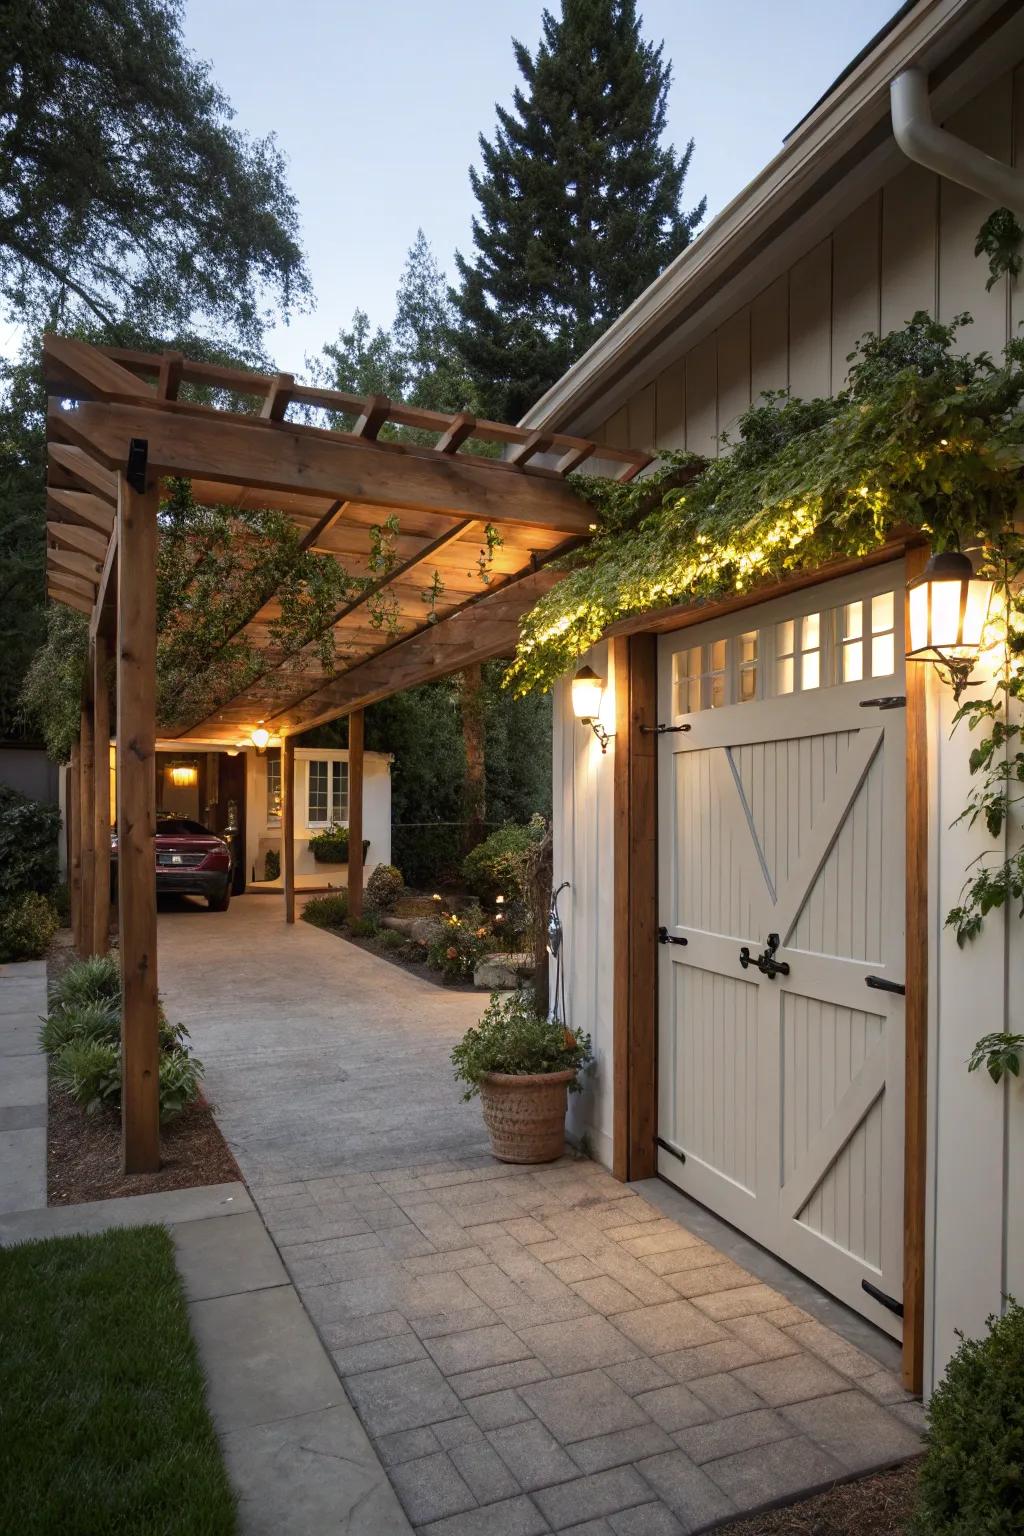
47 1079 242 1205
717 1461 922 1536
45 941 243 1206
330 926 481 991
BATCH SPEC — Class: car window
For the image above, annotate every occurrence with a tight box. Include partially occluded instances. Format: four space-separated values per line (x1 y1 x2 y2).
156 818 212 837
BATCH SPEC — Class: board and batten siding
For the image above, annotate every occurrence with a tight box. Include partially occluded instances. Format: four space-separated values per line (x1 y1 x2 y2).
554 63 1024 1395
596 69 1024 458
552 642 617 1167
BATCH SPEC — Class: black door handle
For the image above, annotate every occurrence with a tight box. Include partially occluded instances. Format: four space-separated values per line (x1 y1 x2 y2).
865 974 905 995
658 926 688 947
740 935 790 979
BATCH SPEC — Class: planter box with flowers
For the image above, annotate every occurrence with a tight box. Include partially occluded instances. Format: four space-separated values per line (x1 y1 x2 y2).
452 991 591 1163
307 824 371 865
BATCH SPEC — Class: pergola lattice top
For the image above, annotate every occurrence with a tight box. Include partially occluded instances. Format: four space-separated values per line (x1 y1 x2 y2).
43 335 651 741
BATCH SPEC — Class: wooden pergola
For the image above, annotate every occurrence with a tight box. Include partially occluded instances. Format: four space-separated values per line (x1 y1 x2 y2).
43 333 650 1171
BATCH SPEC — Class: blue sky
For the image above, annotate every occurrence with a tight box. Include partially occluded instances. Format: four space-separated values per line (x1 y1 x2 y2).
183 1 898 375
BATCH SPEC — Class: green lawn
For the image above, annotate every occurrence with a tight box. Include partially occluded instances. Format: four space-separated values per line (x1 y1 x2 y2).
0 1224 237 1535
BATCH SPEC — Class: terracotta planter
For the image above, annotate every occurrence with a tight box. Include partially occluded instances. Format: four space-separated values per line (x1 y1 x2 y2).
478 1069 575 1164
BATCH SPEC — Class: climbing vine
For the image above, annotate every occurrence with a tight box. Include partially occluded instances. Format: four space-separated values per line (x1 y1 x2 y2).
975 207 1024 292
508 313 1024 1003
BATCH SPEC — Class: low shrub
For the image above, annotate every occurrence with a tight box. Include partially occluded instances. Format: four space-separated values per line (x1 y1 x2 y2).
307 825 370 864
0 784 61 905
366 863 403 912
451 991 592 1099
301 892 348 928
0 891 58 962
426 905 493 983
348 914 380 938
40 998 120 1055
48 953 120 1014
263 848 280 881
910 1298 1024 1534
462 820 544 903
43 956 201 1122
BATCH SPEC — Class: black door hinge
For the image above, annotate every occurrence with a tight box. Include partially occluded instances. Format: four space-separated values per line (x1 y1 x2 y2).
656 1136 686 1165
640 723 692 735
658 926 688 946
859 696 905 710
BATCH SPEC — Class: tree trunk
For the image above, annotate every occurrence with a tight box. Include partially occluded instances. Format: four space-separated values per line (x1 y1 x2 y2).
460 663 486 853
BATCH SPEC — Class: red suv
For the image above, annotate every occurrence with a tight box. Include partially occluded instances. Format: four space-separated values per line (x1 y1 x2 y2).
111 815 233 910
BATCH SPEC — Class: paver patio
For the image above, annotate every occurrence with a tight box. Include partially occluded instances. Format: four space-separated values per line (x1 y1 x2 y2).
160 898 923 1535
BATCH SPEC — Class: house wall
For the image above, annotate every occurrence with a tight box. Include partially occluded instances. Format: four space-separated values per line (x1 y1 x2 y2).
594 68 1024 458
551 64 1024 1394
244 747 392 886
551 642 618 1168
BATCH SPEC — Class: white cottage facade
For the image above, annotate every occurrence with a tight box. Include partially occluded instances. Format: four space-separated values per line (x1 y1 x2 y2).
527 0 1024 1396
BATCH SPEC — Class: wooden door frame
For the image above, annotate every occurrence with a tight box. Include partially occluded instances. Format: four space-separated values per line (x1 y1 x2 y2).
610 560 927 1394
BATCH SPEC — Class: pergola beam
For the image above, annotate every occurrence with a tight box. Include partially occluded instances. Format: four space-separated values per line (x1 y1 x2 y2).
49 398 596 535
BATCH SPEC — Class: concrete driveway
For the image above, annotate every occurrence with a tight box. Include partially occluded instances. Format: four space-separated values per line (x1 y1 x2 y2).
159 894 488 1186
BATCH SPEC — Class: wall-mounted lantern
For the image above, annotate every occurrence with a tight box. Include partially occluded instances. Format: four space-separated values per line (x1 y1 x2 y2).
571 665 614 753
250 725 271 754
906 551 995 700
169 761 198 788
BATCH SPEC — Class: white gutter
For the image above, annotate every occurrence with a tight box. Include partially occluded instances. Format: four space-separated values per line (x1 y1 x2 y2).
890 66 1024 215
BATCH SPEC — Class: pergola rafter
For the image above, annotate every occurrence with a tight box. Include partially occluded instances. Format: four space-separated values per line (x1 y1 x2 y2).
43 333 650 1174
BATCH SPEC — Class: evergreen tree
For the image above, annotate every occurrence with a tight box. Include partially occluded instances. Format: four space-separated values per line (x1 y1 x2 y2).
452 0 705 423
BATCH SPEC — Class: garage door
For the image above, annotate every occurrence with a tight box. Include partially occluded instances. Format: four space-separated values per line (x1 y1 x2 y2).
656 564 906 1337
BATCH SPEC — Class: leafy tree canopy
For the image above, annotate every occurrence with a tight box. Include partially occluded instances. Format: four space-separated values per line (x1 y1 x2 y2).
452 0 705 422
0 0 309 347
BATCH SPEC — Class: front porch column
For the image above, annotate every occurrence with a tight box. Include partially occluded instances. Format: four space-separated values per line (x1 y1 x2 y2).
92 633 111 956
347 709 364 919
283 736 295 924
116 463 160 1174
79 699 96 958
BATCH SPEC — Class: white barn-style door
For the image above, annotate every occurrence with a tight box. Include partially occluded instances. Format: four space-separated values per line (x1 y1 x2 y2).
656 565 907 1337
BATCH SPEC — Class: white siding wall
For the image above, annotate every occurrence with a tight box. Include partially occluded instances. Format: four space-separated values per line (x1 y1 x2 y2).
244 748 391 886
553 61 1024 1389
551 642 617 1169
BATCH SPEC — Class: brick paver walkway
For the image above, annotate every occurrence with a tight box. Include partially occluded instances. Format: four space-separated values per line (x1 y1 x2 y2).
160 898 923 1535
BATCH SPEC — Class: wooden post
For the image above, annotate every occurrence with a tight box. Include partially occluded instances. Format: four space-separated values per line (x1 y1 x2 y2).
69 740 82 952
611 635 659 1183
116 465 160 1173
902 545 929 1393
79 699 96 958
92 633 111 955
348 709 364 919
282 736 295 924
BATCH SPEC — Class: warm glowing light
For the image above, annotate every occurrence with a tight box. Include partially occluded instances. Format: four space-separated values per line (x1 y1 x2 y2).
432 893 442 903
250 725 271 752
907 551 994 663
495 894 505 905
571 665 605 722
226 748 240 757
169 762 198 788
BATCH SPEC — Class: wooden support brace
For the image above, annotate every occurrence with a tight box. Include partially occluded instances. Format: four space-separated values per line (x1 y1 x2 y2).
353 395 390 441
283 737 295 924
556 443 596 476
347 710 364 919
69 740 82 953
157 351 184 401
48 584 93 615
92 634 111 956
261 373 295 422
47 520 109 561
79 699 96 958
116 465 161 1173
507 430 554 468
435 412 476 455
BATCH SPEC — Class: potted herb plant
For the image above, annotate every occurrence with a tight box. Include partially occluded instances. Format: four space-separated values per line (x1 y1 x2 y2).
451 991 591 1163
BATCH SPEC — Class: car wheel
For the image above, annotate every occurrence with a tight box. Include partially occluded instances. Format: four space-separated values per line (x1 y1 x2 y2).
208 887 231 912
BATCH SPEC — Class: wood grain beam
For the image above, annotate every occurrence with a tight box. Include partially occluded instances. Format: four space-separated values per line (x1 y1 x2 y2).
48 397 596 535
92 633 111 956
435 412 476 454
261 372 295 421
47 443 118 503
47 519 109 562
282 737 295 925
903 544 928 1395
48 547 101 584
48 583 93 615
352 395 390 440
116 469 161 1173
157 351 184 400
47 487 115 534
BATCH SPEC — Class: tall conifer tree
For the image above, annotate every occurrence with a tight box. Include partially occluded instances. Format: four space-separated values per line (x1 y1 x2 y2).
452 0 705 423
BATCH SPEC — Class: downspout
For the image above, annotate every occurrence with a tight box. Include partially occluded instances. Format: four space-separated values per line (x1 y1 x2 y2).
890 68 1024 216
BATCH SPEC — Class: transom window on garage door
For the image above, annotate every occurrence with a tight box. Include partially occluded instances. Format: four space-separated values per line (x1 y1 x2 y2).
673 588 896 713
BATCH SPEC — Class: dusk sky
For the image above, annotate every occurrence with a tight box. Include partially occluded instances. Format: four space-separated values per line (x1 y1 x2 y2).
181 2 898 376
